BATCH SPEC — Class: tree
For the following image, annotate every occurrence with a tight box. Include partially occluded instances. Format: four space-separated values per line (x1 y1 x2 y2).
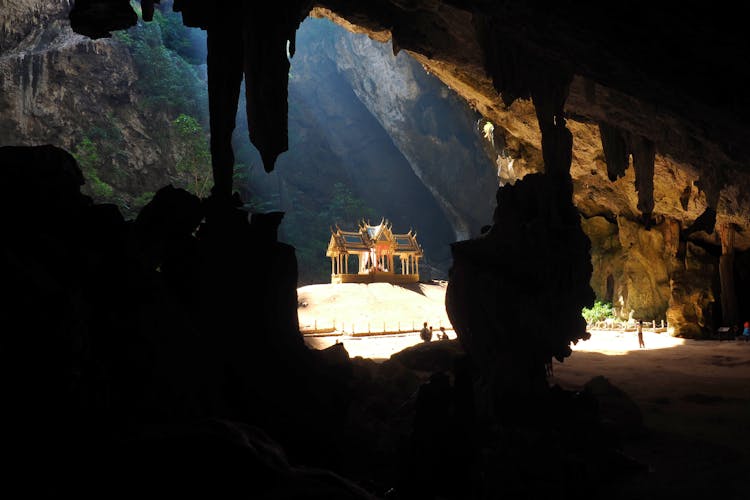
73 137 114 201
324 182 375 228
172 113 212 197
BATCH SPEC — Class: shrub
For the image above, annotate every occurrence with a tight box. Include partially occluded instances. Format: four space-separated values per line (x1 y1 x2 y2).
582 300 615 324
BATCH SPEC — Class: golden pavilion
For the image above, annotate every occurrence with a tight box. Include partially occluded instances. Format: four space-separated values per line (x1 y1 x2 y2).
326 219 424 284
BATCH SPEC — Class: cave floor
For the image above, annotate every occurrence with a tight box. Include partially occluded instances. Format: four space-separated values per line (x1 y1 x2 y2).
308 328 750 498
551 331 750 499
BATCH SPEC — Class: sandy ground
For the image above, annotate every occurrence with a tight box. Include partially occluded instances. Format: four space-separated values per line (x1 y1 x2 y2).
554 330 750 456
298 282 452 336
300 283 750 494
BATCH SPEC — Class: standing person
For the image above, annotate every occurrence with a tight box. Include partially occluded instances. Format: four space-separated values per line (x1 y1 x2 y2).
637 320 645 348
742 321 750 342
420 322 432 342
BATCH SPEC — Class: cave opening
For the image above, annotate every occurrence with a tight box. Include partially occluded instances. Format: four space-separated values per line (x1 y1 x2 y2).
235 15 497 287
3 1 750 498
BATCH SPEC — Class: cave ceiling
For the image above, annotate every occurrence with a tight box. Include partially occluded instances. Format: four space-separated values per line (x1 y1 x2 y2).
68 0 750 249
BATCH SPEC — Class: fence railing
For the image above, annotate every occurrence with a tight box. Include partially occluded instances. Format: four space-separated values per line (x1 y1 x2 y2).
299 318 453 337
589 319 668 332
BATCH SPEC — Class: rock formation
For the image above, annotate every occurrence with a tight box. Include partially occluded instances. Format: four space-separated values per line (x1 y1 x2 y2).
7 2 750 334
308 1 750 336
0 1 205 215
4 1 750 497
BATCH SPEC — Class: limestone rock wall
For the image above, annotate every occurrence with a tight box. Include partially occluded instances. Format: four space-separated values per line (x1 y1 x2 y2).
328 25 498 240
0 1 182 209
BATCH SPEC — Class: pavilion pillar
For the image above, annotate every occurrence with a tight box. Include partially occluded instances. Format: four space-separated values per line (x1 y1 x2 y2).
719 223 738 327
345 254 348 274
331 257 334 275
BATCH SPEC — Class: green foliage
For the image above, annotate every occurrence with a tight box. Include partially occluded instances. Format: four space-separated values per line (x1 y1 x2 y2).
113 16 206 117
132 191 155 211
582 301 615 324
172 113 212 197
73 137 115 201
324 182 376 229
276 183 377 284
152 8 206 65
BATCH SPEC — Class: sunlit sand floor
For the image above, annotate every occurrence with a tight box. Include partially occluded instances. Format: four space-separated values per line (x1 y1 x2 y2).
305 330 457 359
304 328 681 360
571 328 685 355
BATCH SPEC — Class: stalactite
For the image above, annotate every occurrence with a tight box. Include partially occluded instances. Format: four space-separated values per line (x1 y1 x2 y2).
530 73 574 180
694 169 726 211
598 122 628 181
683 206 716 237
631 134 655 227
473 13 532 106
663 217 681 258
206 25 244 199
199 2 313 194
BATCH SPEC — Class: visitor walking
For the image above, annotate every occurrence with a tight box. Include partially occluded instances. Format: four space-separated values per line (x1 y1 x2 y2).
637 320 645 348
420 322 432 342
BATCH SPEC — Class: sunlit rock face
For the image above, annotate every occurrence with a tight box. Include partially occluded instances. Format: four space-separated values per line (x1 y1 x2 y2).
329 28 497 241
667 243 717 338
583 216 671 321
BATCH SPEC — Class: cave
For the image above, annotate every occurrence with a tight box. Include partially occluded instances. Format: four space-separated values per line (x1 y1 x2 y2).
2 1 750 498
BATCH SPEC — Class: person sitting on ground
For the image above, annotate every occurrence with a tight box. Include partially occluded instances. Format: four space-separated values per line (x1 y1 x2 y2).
420 322 432 342
439 326 448 340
